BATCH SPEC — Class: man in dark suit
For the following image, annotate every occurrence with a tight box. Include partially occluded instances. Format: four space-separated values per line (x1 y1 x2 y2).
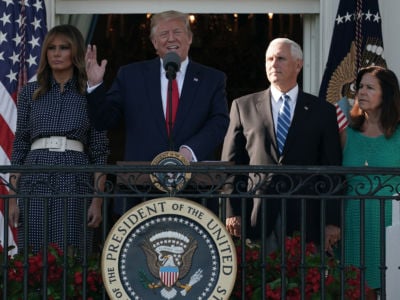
222 38 342 253
85 10 229 214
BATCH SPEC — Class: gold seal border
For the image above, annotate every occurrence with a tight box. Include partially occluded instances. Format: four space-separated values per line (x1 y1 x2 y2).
101 197 237 300
150 151 191 193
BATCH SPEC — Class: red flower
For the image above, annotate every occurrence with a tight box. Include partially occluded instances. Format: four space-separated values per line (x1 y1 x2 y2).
74 271 83 285
0 244 103 299
231 234 367 300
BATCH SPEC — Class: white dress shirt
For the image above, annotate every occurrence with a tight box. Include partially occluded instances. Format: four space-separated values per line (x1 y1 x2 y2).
270 85 299 133
160 57 188 117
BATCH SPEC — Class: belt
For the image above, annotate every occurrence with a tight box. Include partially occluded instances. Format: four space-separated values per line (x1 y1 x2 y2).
31 137 84 152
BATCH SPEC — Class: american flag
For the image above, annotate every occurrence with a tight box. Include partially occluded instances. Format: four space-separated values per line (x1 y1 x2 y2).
0 0 47 254
319 0 386 132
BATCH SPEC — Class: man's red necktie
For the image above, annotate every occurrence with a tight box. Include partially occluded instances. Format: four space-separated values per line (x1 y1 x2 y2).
166 79 179 135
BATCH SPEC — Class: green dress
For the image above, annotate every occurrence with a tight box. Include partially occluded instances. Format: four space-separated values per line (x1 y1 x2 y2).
343 127 400 289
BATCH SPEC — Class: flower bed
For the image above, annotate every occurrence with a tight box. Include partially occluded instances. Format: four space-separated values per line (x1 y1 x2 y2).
0 244 102 300
231 235 368 300
1 235 368 299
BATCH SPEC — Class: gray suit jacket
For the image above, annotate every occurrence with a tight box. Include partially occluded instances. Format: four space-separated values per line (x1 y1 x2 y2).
222 87 342 242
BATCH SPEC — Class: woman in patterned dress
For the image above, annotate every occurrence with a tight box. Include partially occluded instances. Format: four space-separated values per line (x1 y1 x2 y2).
8 24 109 255
342 66 400 300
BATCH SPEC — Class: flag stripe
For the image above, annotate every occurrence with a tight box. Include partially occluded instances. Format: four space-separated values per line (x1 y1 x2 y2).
0 116 15 159
335 103 348 133
0 83 17 131
0 183 17 256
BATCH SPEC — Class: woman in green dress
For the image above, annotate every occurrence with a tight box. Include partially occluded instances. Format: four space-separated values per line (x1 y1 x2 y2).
342 66 400 300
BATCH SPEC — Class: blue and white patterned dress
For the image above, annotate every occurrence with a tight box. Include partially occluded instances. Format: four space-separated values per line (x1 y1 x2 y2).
11 77 109 254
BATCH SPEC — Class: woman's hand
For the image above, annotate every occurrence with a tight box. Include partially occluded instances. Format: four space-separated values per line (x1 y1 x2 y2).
87 197 103 228
8 197 19 228
325 224 341 256
8 173 20 228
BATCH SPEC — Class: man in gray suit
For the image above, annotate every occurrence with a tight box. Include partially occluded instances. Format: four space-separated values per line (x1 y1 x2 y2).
222 38 341 254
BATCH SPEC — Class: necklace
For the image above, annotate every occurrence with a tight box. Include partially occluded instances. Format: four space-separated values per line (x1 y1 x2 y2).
362 134 382 167
361 121 383 167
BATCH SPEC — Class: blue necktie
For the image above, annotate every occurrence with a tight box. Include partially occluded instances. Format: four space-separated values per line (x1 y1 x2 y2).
276 95 291 154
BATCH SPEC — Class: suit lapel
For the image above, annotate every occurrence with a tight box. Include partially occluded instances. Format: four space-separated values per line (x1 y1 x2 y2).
256 90 280 162
173 61 200 135
283 91 312 154
144 58 169 136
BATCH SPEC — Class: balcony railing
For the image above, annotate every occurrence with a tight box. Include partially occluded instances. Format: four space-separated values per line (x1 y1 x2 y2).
0 164 399 299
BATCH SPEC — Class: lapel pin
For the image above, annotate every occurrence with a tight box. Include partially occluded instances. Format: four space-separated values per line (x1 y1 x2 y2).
304 106 309 110
193 77 199 82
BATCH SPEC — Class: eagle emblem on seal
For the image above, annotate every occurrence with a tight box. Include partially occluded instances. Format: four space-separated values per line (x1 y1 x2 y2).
326 38 386 108
140 231 203 299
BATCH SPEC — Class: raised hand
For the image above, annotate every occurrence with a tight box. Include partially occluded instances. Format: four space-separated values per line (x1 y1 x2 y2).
85 44 107 87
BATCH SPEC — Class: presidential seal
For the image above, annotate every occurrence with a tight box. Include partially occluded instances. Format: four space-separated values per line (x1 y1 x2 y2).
102 198 237 300
150 151 191 193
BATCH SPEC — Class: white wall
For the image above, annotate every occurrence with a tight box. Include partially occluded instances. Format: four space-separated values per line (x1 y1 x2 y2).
379 0 400 78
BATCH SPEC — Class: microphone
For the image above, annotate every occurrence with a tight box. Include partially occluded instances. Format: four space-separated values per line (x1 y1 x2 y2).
163 52 181 80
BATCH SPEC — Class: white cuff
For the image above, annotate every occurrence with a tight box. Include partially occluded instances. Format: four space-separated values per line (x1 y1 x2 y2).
179 145 197 162
87 81 102 93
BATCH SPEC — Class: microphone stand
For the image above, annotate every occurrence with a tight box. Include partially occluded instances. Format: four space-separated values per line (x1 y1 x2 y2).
166 67 176 151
